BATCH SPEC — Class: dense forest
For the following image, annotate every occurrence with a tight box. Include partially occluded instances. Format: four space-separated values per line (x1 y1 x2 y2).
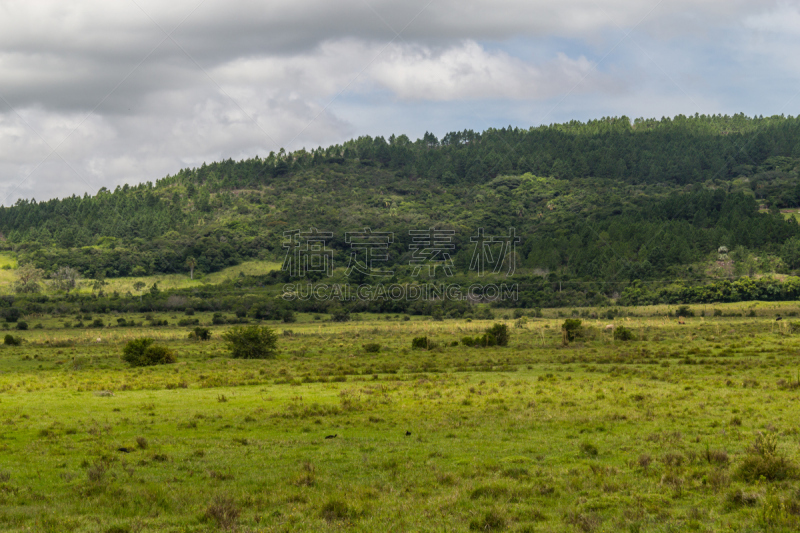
2 113 800 310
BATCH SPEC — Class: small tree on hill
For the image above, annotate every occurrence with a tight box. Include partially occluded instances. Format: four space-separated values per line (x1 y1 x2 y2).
186 256 197 280
222 325 278 359
14 264 45 293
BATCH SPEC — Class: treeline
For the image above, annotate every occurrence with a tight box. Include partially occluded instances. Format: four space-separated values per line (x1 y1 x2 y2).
1 113 800 286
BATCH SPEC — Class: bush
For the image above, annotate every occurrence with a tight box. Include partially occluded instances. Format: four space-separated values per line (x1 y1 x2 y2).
91 319 105 328
3 334 21 346
178 318 200 327
485 323 509 346
15 321 28 331
462 336 476 347
736 431 797 482
212 313 226 325
282 310 296 323
190 327 212 341
122 338 177 367
411 336 432 350
2 307 21 323
562 319 583 341
184 308 195 316
222 325 278 359
613 325 636 341
676 305 694 317
363 343 380 353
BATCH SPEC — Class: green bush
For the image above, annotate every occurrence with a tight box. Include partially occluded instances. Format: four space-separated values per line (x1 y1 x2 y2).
411 336 432 350
613 325 636 341
485 323 509 346
363 343 381 353
122 338 177 367
15 321 28 331
184 308 195 315
222 325 278 359
190 327 212 341
676 305 694 317
91 318 105 328
3 334 21 346
562 319 583 341
212 313 226 325
461 336 476 347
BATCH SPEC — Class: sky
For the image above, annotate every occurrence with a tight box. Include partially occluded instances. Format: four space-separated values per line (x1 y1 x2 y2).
0 0 798 205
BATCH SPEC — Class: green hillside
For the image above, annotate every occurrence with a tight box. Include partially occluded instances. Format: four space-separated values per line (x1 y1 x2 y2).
2 113 800 310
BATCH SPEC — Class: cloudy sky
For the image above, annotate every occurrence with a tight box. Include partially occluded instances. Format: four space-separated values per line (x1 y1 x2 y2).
0 0 798 204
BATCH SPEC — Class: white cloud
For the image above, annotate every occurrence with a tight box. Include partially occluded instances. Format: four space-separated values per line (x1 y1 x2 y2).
0 0 796 204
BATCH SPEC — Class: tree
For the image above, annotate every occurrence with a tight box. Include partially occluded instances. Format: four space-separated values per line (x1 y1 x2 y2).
14 264 45 293
50 266 81 292
186 256 197 280
132 280 146 301
222 325 278 359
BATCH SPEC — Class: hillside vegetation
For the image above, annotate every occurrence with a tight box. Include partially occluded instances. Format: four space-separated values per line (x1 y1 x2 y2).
2 114 800 309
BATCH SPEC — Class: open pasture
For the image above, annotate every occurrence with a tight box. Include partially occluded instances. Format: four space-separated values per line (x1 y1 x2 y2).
1 304 800 532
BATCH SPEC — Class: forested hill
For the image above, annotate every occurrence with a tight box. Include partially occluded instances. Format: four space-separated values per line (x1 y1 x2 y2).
2 113 800 290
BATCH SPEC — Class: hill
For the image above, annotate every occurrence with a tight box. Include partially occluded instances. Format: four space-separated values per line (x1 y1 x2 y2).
2 113 800 310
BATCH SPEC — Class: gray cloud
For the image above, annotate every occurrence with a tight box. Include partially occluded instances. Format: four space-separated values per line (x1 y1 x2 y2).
0 0 795 204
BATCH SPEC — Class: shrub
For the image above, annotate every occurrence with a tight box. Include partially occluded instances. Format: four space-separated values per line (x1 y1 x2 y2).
613 325 636 341
212 313 226 325
190 327 212 341
122 338 177 367
184 308 195 315
3 334 21 346
737 454 796 482
562 319 583 341
736 431 797 482
485 323 509 346
222 325 278 359
91 319 105 328
363 343 380 353
177 318 200 327
204 494 240 529
713 309 723 317
15 321 28 331
411 336 432 350
282 310 296 323
675 305 694 317
3 307 21 323
461 336 476 347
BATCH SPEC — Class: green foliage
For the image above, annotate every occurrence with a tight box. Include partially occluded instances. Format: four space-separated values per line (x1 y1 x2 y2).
222 325 278 359
15 321 28 331
122 338 176 367
411 336 431 350
562 319 583 341
3 334 21 345
613 325 636 341
190 327 211 341
485 323 509 346
462 323 511 347
736 431 797 482
2 307 21 323
363 343 381 353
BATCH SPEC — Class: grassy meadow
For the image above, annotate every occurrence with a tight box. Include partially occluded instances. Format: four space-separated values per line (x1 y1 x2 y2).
2 303 800 531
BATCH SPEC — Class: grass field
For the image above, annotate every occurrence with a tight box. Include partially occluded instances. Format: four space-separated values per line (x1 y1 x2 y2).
2 303 800 532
